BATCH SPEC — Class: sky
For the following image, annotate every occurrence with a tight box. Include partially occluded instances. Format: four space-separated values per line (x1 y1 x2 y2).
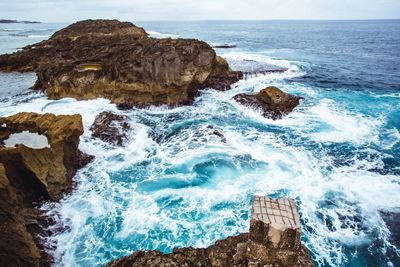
0 0 399 22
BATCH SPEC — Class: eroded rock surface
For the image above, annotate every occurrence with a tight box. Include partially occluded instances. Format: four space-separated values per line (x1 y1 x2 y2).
106 196 314 267
233 86 302 119
0 112 92 267
0 19 242 107
91 111 130 146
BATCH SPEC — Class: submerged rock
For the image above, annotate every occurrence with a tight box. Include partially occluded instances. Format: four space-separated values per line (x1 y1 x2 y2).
233 86 302 119
0 112 92 267
211 43 237 49
106 196 314 267
0 19 242 107
380 210 400 247
90 111 130 146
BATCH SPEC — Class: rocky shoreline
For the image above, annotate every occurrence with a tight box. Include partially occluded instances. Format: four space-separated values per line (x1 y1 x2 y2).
106 196 314 267
0 112 92 266
0 19 308 266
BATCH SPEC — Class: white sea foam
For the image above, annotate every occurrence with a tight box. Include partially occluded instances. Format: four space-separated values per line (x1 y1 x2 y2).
0 51 398 267
28 34 50 38
148 31 179 39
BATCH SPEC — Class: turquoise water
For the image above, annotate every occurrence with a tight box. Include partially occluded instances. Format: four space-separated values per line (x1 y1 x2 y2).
1 20 399 267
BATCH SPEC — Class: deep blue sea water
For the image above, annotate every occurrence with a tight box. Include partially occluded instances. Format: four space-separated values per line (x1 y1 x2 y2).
1 20 399 267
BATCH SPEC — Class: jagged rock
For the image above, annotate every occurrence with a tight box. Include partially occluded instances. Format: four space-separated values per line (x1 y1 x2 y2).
233 86 302 119
90 111 130 146
0 19 242 107
106 234 249 267
105 196 314 267
206 125 226 143
200 55 243 91
0 112 91 267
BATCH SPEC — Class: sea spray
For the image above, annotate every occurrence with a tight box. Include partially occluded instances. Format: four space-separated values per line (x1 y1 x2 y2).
0 20 399 267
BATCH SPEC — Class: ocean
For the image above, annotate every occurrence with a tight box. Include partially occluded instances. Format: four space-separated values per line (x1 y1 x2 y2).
0 20 399 267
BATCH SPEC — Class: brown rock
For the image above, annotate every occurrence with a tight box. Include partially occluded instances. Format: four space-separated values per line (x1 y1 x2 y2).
0 163 42 267
233 86 302 119
200 56 243 91
0 112 86 200
90 111 130 146
0 20 241 107
0 112 91 266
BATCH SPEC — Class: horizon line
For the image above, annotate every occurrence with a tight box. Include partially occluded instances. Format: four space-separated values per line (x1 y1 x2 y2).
0 17 400 23
2 18 400 23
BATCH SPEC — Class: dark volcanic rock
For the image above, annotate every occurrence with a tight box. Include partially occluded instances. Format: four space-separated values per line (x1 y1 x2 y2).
233 86 302 119
206 125 226 143
0 112 91 267
90 111 130 146
0 19 241 107
212 44 237 49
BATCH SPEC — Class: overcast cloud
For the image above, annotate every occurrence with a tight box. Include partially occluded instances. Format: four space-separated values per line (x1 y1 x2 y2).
0 0 399 22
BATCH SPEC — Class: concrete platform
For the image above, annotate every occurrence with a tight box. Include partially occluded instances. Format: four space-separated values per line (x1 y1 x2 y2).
251 196 301 230
250 195 302 250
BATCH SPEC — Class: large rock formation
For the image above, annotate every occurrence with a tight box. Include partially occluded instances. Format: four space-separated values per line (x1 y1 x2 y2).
233 86 302 119
0 19 242 108
106 196 314 267
0 112 92 267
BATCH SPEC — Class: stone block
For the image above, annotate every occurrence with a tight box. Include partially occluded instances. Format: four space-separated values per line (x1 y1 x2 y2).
249 196 301 250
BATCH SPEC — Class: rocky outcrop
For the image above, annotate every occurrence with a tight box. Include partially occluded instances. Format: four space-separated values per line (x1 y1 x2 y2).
233 86 302 119
0 19 242 108
90 112 130 146
0 112 92 267
106 196 314 267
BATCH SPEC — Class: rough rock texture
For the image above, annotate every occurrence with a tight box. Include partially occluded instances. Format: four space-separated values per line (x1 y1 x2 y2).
0 19 242 107
233 86 302 119
106 196 314 267
91 111 130 146
0 112 92 267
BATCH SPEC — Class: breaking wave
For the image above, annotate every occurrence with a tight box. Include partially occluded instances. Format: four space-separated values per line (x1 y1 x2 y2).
0 50 399 267
148 31 179 39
